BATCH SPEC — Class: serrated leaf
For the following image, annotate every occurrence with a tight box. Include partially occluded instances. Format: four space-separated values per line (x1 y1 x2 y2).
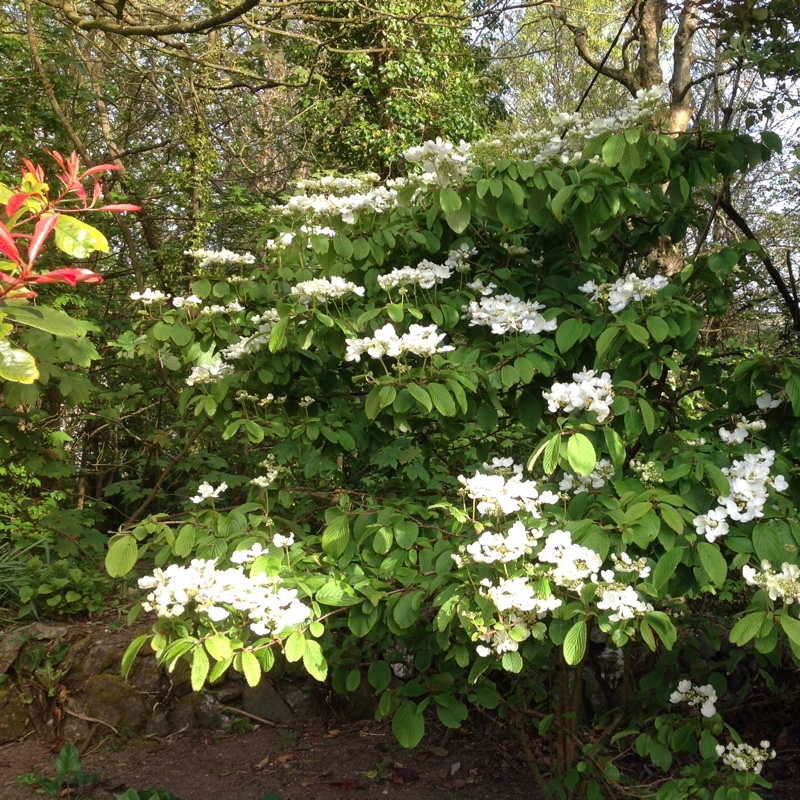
445 205 471 234
120 634 149 680
439 187 462 213
316 580 361 606
393 590 423 628
302 639 327 681
284 631 306 662
555 317 584 354
603 427 625 467
660 505 685 534
240 650 261 687
205 634 233 662
191 646 210 691
567 433 596 476
501 651 523 673
646 317 670 342
729 611 768 645
653 547 684 591
392 701 425 748
563 619 587 665
428 383 456 416
697 542 727 587
321 514 350 557
542 434 561 475
638 398 656 435
780 614 800 646
602 134 626 167
407 383 432 412
268 317 289 352
105 535 138 577
368 661 392 691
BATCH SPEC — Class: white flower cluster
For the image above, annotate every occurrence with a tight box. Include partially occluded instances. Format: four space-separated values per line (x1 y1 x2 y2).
185 248 256 269
377 259 453 292
609 552 651 577
718 416 766 444
138 558 310 636
595 574 653 622
290 277 365 304
446 244 478 273
669 679 718 717
131 288 168 304
475 616 531 657
693 448 788 540
629 458 664 486
221 309 280 360
559 459 615 494
480 577 562 616
190 481 227 504
538 529 603 590
172 294 202 309
186 358 235 386
344 322 454 362
475 86 666 166
543 368 614 422
501 242 530 255
294 173 381 194
272 532 295 548
716 741 775 774
742 560 800 604
403 137 472 188
200 301 244 316
280 181 403 224
579 273 669 314
465 520 543 563
462 292 558 335
457 463 559 517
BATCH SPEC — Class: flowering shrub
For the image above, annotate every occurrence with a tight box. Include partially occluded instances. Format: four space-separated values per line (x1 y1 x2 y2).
113 95 798 798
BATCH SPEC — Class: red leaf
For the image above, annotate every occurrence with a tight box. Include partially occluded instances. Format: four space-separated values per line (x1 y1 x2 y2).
95 203 141 213
30 267 103 286
82 163 119 177
0 221 21 264
27 214 59 269
6 192 31 219
45 149 66 171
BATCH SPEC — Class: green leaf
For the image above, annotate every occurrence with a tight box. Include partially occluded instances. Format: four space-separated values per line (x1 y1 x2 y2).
368 661 392 691
285 631 306 662
394 520 419 549
321 514 350 557
780 614 800 646
603 428 625 468
567 433 596 476
316 580 361 607
191 646 210 691
407 383 432 413
333 233 353 258
542 434 561 475
730 611 768 646
205 634 233 662
53 215 108 257
563 619 587 665
0 340 38 383
652 547 684 591
445 206 471 234
502 651 523 673
428 383 456 416
240 650 261 687
392 701 425 748
1 303 92 337
638 398 656 435
105 535 139 577
660 505 685 535
555 318 584 354
393 590 424 628
602 134 627 167
550 185 575 222
646 317 670 342
120 634 150 680
697 542 727 587
439 188 462 213
268 317 289 352
302 639 327 681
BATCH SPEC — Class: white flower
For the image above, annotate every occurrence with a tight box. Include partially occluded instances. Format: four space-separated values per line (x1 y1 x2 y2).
716 741 775 774
291 276 365 304
756 392 782 410
131 288 168 304
344 322 454 362
185 248 256 269
669 680 718 717
543 369 614 422
462 293 557 335
272 533 295 548
742 560 800 604
186 358 235 386
190 481 228 504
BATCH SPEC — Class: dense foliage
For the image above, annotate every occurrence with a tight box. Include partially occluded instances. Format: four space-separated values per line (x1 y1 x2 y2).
98 90 800 798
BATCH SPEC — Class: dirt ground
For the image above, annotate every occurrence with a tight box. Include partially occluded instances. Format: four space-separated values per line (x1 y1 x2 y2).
0 716 536 800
